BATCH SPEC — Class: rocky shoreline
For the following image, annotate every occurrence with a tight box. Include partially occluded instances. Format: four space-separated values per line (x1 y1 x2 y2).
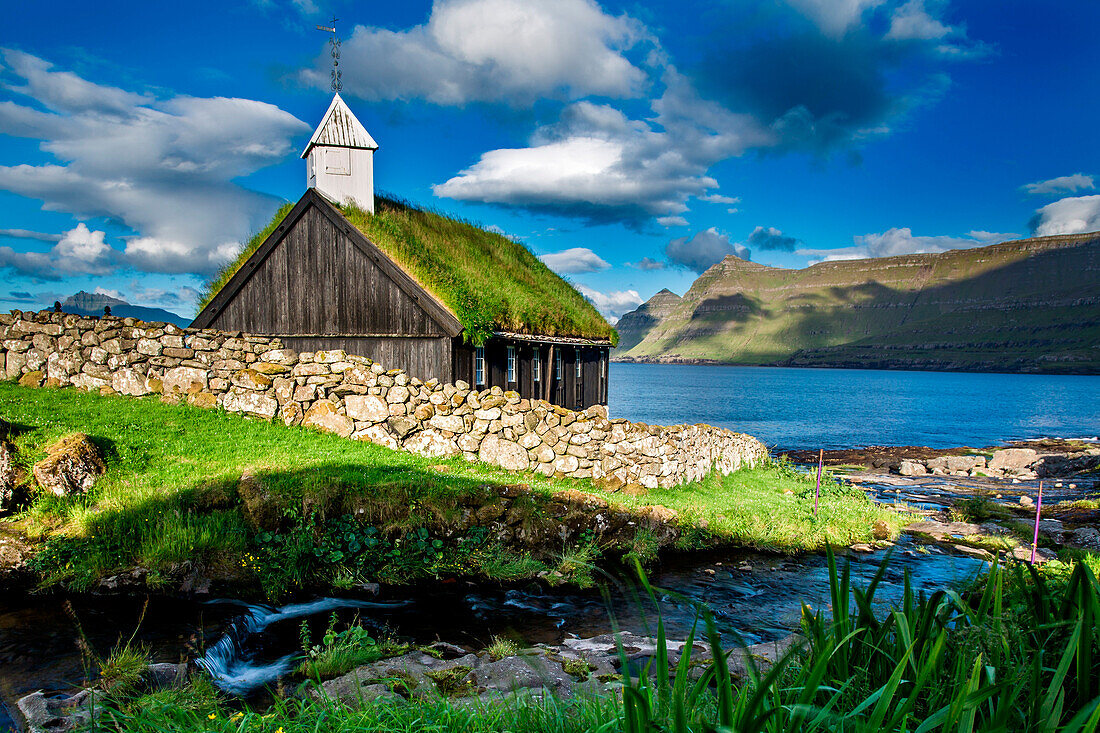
781 439 1100 483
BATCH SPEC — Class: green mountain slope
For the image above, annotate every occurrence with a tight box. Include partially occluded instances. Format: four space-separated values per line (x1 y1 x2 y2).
614 288 681 352
615 232 1100 374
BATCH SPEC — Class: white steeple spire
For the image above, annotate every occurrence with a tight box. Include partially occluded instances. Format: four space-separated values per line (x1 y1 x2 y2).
302 93 378 212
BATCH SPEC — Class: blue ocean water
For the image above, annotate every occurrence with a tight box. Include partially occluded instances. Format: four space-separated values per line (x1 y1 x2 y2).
609 363 1099 449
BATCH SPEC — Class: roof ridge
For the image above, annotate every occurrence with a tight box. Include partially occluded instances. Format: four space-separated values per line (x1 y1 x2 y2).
301 93 378 158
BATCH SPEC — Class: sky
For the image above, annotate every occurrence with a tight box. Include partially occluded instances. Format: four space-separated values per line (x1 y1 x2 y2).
0 0 1097 323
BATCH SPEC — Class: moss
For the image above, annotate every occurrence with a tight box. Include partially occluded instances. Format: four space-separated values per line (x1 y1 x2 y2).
560 657 595 681
424 665 476 697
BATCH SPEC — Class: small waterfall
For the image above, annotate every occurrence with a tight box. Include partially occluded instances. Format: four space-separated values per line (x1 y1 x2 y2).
197 597 408 695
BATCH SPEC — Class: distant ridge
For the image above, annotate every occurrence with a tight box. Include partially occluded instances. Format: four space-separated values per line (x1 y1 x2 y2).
614 231 1100 375
60 291 190 328
614 288 681 352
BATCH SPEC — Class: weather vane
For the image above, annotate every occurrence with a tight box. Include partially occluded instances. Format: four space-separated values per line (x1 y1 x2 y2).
316 14 341 92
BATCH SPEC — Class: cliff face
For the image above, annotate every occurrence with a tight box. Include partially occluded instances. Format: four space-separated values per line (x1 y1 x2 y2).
615 232 1100 374
613 288 682 353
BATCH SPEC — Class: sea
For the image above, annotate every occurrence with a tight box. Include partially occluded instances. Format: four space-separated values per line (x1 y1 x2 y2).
609 363 1099 449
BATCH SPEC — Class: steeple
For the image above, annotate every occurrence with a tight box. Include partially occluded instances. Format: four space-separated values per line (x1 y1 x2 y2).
302 93 378 213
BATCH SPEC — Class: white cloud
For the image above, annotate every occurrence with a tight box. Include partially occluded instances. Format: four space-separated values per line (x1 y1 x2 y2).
1030 195 1100 236
886 0 950 40
1022 174 1095 196
798 227 1013 261
698 193 740 205
538 247 610 274
0 49 308 276
434 71 771 227
575 283 643 322
0 223 114 279
885 1 987 56
666 228 750 272
785 0 884 36
93 285 125 301
0 228 62 243
302 0 647 105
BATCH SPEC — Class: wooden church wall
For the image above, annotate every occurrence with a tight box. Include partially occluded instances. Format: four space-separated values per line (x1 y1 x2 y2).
203 205 455 383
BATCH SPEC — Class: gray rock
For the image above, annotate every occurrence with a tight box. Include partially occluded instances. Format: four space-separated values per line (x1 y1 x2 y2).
474 655 576 697
478 434 530 471
17 689 97 733
32 434 106 497
1069 527 1100 550
989 448 1039 471
0 441 16 511
897 460 927 476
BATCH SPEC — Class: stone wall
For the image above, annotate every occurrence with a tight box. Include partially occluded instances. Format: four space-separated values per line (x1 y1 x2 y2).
1 310 767 488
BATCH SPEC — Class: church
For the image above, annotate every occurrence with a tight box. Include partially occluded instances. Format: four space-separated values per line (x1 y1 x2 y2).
192 94 616 409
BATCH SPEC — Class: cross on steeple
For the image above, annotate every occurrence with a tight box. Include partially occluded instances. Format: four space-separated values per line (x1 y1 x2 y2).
316 14 341 92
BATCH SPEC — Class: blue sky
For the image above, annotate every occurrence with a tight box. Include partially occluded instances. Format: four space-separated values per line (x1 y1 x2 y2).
0 0 1097 321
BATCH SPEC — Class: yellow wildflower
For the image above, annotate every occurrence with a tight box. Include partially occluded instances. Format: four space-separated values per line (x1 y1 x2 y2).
208 712 217 719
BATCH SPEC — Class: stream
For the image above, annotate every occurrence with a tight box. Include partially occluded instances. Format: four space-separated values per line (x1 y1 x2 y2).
4 471 1097 729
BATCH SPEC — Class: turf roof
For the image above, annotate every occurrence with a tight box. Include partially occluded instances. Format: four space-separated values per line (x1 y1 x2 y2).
199 194 617 346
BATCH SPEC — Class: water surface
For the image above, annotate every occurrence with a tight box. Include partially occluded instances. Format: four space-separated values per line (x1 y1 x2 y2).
610 363 1099 449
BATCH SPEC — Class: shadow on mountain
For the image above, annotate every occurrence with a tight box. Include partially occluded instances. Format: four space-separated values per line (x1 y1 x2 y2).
636 237 1100 373
690 293 767 323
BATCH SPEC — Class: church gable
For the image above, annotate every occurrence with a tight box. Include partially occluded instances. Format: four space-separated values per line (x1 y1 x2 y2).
193 191 461 338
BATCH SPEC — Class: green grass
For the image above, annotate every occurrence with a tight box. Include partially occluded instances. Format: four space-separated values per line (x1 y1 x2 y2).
485 635 521 662
298 613 409 682
0 381 906 595
199 195 616 345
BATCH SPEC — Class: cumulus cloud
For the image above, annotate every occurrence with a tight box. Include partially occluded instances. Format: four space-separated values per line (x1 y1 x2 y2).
538 247 610 274
575 283 643 322
1029 195 1100 237
0 49 308 276
1022 174 1095 196
666 228 750 272
0 223 115 279
434 71 770 227
798 227 1013 261
627 257 665 270
886 0 950 40
747 226 801 251
302 0 647 105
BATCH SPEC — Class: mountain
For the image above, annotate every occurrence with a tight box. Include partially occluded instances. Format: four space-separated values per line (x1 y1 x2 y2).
614 232 1100 374
614 288 682 352
60 291 191 328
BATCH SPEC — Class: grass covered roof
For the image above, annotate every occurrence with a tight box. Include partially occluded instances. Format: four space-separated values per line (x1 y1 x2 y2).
199 194 617 346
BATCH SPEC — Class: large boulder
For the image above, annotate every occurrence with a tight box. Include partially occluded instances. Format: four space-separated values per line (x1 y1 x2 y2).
301 401 354 437
479 434 530 471
32 434 106 497
897 459 927 476
988 448 1038 471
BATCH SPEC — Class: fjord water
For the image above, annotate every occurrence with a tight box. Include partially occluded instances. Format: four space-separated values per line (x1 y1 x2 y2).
610 363 1100 449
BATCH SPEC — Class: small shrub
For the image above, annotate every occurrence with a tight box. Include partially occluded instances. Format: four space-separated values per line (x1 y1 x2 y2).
486 635 520 661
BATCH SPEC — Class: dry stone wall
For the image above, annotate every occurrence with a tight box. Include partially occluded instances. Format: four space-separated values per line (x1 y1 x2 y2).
1 310 768 488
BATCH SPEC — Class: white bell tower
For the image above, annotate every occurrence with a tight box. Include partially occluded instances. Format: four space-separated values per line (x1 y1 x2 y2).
302 93 378 213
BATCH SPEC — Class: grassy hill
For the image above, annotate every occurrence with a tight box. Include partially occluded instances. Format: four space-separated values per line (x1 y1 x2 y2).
616 232 1100 374
0 383 901 598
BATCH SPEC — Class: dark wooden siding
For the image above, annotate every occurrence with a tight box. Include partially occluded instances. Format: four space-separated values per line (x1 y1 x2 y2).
282 336 452 382
206 207 445 338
